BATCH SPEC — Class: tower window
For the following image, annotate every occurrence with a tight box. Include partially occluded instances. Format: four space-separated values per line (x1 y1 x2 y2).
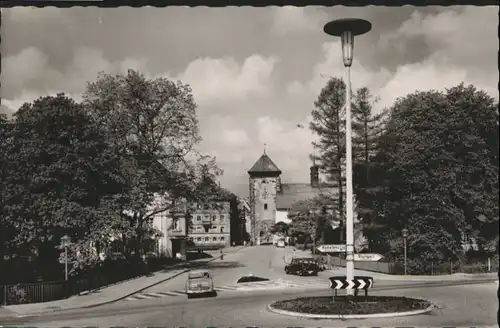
264 203 268 210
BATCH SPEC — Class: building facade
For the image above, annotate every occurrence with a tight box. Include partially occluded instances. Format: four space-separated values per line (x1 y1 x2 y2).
188 202 231 249
248 151 344 246
151 209 188 259
248 152 282 245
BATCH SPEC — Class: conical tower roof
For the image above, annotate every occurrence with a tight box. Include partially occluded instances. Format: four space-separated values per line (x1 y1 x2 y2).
248 152 282 176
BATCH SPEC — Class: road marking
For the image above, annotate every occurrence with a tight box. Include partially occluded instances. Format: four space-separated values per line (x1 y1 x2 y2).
156 291 186 296
145 292 170 297
216 285 239 291
134 294 156 299
169 290 187 295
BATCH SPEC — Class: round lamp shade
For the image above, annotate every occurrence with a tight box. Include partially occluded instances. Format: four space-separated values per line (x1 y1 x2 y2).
324 18 372 37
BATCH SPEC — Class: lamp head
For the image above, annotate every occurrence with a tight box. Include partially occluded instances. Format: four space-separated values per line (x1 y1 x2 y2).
402 228 409 238
323 18 372 68
61 235 70 246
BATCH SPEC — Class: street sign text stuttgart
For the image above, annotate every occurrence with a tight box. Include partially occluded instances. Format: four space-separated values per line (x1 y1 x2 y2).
354 253 383 261
317 244 346 253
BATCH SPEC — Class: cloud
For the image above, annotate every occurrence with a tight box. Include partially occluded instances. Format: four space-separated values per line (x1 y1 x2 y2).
6 7 65 22
271 7 326 35
255 115 316 181
173 55 280 107
288 7 497 116
1 7 496 198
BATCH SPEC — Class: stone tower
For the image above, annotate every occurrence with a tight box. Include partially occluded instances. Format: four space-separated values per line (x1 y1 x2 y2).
248 151 282 245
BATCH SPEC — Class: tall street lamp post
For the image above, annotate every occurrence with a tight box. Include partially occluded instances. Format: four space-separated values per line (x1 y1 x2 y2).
324 18 371 296
402 228 409 275
60 235 71 281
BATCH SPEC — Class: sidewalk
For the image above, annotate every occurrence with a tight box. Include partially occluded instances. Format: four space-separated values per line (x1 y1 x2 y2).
1 245 247 318
323 267 498 281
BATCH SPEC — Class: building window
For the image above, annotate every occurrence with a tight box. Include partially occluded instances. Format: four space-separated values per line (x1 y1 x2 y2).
220 236 225 241
212 215 216 221
211 225 217 229
196 215 201 221
212 237 217 241
172 218 181 231
220 214 224 221
204 237 209 241
264 203 268 210
220 227 224 232
197 237 202 241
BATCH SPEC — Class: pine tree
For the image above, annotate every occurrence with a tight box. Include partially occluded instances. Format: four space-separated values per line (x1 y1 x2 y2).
309 77 346 241
351 87 388 239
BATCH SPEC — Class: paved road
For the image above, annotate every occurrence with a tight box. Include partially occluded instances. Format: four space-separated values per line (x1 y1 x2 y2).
9 280 497 327
3 246 498 327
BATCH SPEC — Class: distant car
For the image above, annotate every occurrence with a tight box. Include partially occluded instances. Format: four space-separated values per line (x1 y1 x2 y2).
185 270 215 298
276 240 285 248
285 258 321 276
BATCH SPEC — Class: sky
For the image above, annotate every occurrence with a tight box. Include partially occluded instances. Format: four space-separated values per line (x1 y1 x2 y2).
1 6 498 197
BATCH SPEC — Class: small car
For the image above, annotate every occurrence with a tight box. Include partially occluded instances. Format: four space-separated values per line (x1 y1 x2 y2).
276 240 285 248
185 270 216 298
285 258 321 276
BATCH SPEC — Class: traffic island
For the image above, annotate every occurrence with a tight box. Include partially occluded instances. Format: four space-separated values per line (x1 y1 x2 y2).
268 295 435 319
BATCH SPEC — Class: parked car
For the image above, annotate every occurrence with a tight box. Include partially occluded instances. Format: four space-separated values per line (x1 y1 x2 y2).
276 239 285 248
185 270 216 298
285 258 321 276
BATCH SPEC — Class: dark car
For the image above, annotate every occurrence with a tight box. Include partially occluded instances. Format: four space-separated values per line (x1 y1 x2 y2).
285 258 321 276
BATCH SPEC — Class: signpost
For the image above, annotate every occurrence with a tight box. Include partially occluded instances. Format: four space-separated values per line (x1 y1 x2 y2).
328 276 374 301
353 253 383 261
317 244 347 253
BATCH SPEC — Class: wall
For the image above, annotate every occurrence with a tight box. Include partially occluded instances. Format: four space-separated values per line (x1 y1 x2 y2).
151 211 187 258
276 210 291 224
188 201 231 248
249 176 280 244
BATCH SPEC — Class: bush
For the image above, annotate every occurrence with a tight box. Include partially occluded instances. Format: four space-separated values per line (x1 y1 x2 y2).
6 284 27 304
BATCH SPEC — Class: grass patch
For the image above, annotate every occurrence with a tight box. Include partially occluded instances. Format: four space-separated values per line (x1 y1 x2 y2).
271 295 431 315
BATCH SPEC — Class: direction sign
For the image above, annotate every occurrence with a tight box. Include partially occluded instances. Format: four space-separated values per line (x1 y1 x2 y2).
328 277 373 290
317 244 346 253
354 253 383 261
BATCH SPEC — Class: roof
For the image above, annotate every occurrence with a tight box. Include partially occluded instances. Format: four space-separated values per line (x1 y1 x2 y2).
248 153 282 176
276 183 337 210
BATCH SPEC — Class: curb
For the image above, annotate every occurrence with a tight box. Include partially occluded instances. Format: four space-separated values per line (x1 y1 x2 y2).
80 253 228 309
11 246 249 316
267 300 435 319
83 245 248 308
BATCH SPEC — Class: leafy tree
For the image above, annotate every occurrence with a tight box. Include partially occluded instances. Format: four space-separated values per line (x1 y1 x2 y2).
83 70 222 259
0 114 15 280
310 77 346 241
367 83 499 268
270 221 290 236
2 94 125 275
287 196 337 245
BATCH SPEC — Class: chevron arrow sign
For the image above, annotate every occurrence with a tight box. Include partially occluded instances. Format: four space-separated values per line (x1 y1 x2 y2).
328 277 373 290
